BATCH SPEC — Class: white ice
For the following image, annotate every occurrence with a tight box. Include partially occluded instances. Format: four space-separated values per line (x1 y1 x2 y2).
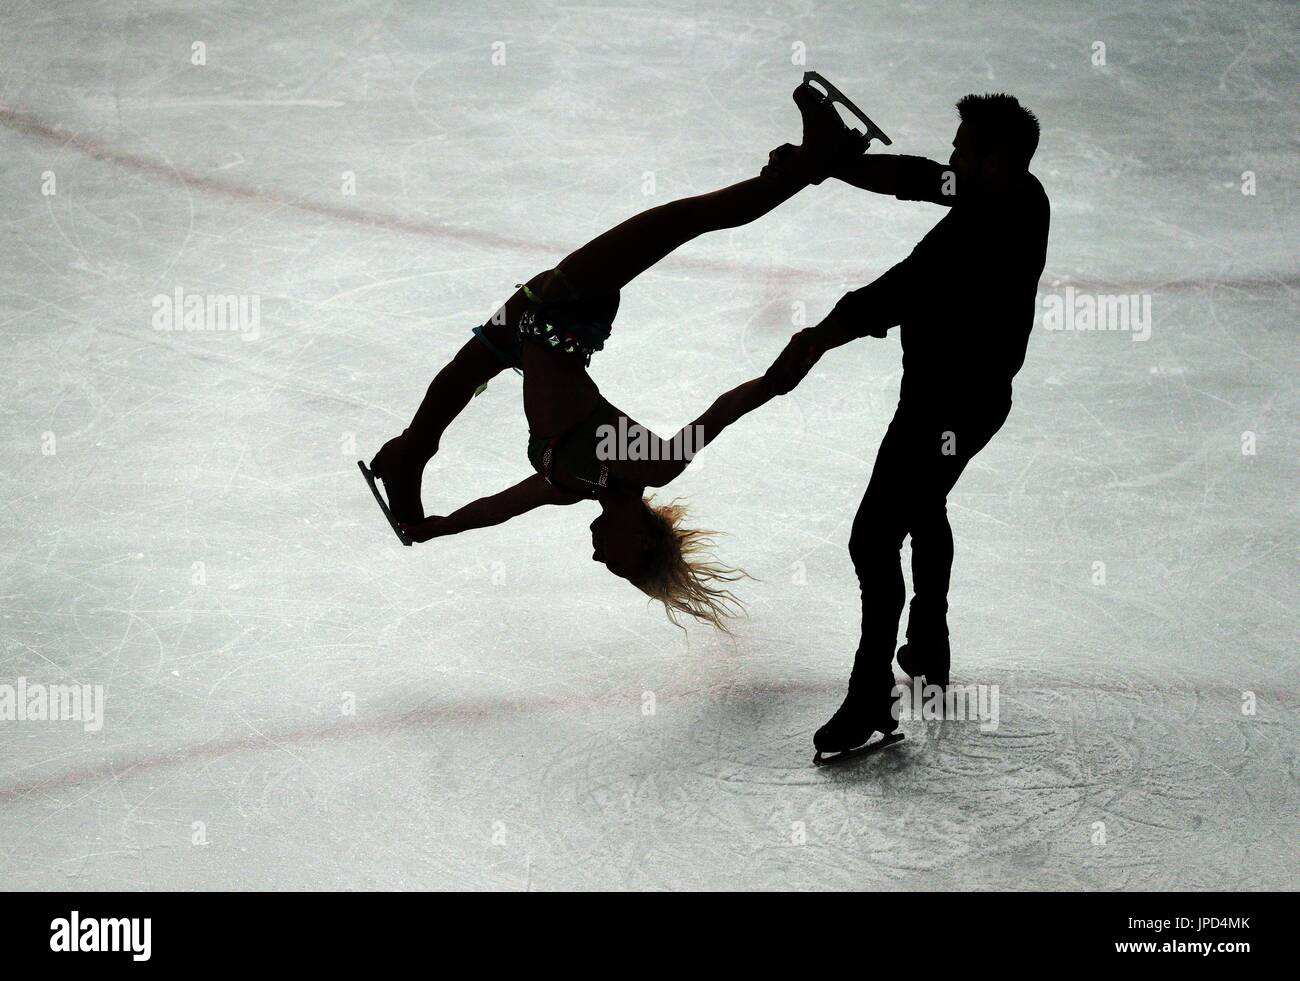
0 0 1296 890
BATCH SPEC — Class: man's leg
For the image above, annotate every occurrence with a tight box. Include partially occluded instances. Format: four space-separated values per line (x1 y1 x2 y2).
903 404 1010 678
899 501 955 687
906 504 955 640
813 414 913 751
844 416 913 696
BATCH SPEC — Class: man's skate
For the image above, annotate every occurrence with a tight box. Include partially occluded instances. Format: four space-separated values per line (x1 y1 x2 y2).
896 636 951 689
812 686 904 767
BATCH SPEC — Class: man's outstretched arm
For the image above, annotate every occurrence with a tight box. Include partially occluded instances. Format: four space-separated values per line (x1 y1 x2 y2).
833 154 958 207
764 259 918 394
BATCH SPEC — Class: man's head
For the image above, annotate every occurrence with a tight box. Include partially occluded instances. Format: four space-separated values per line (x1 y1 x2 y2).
949 93 1040 190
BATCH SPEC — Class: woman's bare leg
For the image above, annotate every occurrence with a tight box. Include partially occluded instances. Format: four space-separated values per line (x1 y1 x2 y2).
372 264 580 523
556 172 809 295
556 80 869 294
371 318 517 524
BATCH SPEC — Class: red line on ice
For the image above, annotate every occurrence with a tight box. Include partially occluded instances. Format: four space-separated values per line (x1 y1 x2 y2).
3 104 1293 296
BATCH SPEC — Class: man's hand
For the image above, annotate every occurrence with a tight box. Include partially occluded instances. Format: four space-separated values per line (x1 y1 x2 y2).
829 291 888 339
765 328 825 395
398 515 446 543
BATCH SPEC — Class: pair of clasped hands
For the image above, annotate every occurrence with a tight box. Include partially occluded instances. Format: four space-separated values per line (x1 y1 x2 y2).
762 300 885 396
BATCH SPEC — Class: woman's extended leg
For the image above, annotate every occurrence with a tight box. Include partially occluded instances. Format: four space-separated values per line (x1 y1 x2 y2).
555 172 808 295
371 265 581 524
555 81 864 295
369 331 508 524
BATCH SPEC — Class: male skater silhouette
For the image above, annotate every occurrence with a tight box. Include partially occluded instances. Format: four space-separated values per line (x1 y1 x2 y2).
766 93 1049 761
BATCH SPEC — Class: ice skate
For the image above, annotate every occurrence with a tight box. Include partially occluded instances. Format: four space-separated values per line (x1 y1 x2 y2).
812 685 904 766
896 635 951 689
761 76 867 185
801 71 893 148
359 434 428 545
368 435 427 523
357 459 412 546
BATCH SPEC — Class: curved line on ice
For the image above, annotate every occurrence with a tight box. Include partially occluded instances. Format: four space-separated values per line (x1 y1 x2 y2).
2 104 1296 297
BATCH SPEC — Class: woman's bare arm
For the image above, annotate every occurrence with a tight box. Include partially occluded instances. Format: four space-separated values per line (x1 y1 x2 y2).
619 376 779 488
400 472 582 543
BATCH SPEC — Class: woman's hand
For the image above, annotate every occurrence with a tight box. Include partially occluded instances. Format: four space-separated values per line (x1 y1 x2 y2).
398 515 446 543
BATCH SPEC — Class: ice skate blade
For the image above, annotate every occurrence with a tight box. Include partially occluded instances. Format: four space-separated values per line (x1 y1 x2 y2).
802 71 893 147
357 460 413 546
813 731 904 767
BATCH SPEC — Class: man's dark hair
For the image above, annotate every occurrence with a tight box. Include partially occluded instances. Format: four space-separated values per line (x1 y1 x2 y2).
955 93 1040 170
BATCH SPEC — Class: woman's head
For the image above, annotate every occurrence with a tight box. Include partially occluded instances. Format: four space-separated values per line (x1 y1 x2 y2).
590 495 745 632
589 498 655 580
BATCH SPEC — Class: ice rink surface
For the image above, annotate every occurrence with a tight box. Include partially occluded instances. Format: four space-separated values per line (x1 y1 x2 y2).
1 0 1296 890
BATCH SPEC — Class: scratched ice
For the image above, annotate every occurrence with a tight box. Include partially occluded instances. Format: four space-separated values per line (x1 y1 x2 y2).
0 0 1295 889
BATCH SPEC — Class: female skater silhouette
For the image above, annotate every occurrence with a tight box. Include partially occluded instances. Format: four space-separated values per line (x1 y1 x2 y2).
363 84 867 629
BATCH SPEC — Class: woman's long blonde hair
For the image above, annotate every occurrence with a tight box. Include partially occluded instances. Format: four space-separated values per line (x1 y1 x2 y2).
631 496 747 632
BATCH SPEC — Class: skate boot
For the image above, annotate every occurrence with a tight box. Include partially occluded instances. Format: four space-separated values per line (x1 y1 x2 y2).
896 634 951 690
812 680 903 766
765 81 869 186
367 433 428 526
